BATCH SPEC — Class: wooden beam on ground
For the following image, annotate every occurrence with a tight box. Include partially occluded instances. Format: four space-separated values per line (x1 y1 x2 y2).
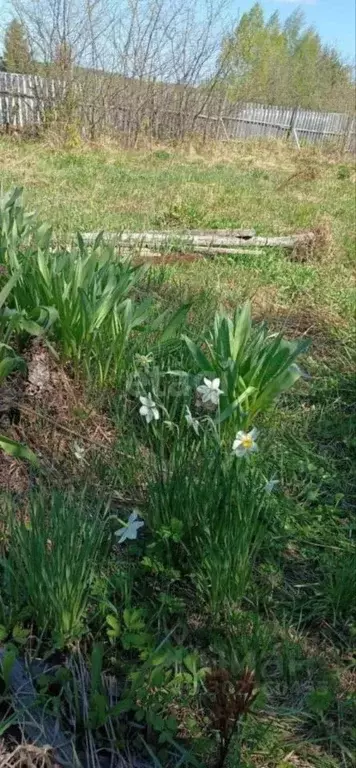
80 230 314 251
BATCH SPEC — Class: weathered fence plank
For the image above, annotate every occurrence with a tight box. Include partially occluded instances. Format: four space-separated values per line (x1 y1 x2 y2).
0 71 355 150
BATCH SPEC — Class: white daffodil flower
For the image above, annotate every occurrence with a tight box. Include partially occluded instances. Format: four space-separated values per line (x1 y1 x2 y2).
185 405 200 435
232 428 258 457
135 353 153 369
73 442 86 463
197 377 223 406
139 393 159 423
116 511 144 544
265 478 279 493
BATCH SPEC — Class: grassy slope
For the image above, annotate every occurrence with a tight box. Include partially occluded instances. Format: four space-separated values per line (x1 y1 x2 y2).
1 136 355 767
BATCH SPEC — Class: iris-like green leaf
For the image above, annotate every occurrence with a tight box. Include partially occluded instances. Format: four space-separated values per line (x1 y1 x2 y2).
0 436 38 464
184 301 310 429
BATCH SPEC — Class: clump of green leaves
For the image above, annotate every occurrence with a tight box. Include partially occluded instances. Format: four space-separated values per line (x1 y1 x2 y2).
0 341 23 385
39 641 207 767
337 165 351 180
148 439 269 612
0 186 36 264
0 273 38 463
1 188 190 388
1 492 108 646
123 644 207 746
184 301 309 430
6 232 148 386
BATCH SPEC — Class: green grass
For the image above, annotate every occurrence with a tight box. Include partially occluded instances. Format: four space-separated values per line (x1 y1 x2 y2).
0 139 354 251
0 138 355 768
2 135 354 329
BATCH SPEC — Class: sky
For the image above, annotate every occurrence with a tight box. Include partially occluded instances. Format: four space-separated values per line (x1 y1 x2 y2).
0 0 355 62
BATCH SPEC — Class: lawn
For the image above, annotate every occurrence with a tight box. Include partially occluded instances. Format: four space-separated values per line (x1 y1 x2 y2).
0 137 354 240
0 136 355 768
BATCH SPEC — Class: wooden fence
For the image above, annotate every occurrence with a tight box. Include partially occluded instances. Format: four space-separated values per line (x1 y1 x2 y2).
0 71 355 151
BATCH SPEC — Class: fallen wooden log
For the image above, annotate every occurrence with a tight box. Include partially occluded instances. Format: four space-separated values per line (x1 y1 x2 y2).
83 228 257 242
81 230 314 250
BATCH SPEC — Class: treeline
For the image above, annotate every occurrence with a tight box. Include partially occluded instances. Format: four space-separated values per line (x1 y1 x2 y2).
219 4 355 112
0 1 354 115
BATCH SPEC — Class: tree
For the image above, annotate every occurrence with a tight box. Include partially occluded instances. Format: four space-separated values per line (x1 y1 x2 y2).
3 19 32 73
54 41 74 75
9 0 231 141
219 2 354 111
220 4 289 103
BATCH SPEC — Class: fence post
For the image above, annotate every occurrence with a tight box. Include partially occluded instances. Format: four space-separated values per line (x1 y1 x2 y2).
219 116 229 141
287 106 300 149
218 94 230 141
